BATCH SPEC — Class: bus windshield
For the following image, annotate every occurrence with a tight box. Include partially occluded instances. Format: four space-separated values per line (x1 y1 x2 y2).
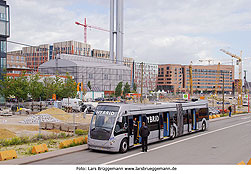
90 105 119 140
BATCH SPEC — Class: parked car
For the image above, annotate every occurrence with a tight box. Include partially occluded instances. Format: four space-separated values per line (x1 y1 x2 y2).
81 104 95 113
11 104 31 114
46 99 55 105
95 97 104 102
209 107 220 115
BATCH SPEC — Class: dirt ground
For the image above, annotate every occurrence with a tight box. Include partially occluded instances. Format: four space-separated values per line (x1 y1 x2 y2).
0 111 93 138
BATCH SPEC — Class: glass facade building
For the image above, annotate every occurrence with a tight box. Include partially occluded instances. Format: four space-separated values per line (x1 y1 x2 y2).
0 0 10 80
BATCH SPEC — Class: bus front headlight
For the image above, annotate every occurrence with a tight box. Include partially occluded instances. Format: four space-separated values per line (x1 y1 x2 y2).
110 140 115 145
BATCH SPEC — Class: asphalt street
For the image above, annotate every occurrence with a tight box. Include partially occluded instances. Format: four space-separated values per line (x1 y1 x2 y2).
29 113 251 165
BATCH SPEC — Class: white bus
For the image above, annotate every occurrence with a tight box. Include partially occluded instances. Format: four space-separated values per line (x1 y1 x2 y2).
88 100 209 153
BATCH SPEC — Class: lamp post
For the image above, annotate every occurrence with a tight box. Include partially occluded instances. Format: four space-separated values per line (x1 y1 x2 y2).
222 71 225 115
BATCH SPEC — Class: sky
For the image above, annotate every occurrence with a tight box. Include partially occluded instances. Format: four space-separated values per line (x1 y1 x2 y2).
6 0 251 81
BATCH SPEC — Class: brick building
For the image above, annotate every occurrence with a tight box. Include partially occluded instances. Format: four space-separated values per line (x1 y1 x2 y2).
157 64 234 94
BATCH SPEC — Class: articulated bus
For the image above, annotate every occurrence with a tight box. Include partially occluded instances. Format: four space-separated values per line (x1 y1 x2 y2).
88 100 209 153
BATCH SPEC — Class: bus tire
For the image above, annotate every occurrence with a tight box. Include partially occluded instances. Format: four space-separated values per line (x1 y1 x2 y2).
170 127 176 140
119 138 128 153
202 122 206 131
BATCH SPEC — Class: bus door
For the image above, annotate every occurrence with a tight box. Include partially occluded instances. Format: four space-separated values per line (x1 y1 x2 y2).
159 113 164 139
188 110 192 132
176 104 184 136
183 110 189 134
192 109 197 130
138 115 146 143
128 116 134 147
163 112 169 137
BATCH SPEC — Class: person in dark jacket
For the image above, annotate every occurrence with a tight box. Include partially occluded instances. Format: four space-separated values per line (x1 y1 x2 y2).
139 122 150 152
228 105 232 117
133 118 138 144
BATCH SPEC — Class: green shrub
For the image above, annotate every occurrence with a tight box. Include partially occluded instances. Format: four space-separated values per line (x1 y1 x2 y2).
75 129 84 135
9 137 21 145
59 132 67 138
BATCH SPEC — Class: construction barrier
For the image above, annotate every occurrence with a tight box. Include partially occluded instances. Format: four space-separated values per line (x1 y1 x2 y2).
0 150 17 161
31 144 48 154
237 161 246 165
59 139 73 149
237 158 251 165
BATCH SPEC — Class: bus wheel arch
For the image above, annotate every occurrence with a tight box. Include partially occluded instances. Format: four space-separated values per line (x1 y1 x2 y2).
202 121 206 131
170 126 176 140
119 138 128 153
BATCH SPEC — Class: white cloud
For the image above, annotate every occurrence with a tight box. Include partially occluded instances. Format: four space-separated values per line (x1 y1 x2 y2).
6 0 251 82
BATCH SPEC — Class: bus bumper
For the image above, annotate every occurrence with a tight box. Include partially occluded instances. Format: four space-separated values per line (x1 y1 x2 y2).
88 138 119 152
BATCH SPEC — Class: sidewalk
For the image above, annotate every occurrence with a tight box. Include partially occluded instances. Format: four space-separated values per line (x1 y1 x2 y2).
0 144 88 165
209 112 251 122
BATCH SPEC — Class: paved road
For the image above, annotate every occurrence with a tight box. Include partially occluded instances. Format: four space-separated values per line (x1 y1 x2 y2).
29 114 251 165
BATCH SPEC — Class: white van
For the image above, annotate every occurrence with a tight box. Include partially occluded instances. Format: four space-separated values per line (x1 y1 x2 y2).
62 98 83 112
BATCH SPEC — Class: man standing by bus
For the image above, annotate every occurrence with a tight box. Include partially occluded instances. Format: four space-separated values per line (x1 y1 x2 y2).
140 122 150 152
133 118 138 144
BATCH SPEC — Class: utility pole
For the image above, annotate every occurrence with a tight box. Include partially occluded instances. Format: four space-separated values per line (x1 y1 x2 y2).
140 62 144 103
244 70 247 94
189 61 193 96
222 71 225 115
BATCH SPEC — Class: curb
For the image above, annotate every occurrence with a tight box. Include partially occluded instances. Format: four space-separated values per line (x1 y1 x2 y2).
0 144 88 165
209 113 251 122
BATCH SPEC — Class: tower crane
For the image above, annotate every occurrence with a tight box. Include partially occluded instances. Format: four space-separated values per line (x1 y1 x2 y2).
220 49 242 105
75 18 110 44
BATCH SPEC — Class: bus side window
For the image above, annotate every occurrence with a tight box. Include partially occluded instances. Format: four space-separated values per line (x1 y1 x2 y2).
183 110 188 125
159 113 164 129
114 116 128 136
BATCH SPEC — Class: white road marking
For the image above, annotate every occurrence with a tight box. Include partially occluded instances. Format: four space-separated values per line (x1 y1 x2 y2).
101 119 251 165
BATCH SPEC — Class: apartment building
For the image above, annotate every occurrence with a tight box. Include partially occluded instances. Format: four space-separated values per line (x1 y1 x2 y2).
7 50 27 69
22 44 50 69
53 40 91 59
157 64 234 93
91 49 110 59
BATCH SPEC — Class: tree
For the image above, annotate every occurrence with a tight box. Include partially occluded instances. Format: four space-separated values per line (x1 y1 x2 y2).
123 82 131 97
53 75 64 100
29 73 44 101
87 81 92 91
13 72 29 102
43 77 55 101
62 72 77 98
115 82 123 97
0 75 15 100
132 83 137 93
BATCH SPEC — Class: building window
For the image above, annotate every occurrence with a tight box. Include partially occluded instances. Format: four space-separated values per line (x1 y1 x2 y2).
88 74 93 79
0 41 7 53
104 74 108 80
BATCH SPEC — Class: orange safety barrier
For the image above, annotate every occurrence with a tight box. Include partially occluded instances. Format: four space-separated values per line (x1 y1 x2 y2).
31 144 48 154
0 150 17 161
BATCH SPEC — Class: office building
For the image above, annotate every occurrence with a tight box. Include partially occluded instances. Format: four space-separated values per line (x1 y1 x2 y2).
0 0 10 80
157 64 234 93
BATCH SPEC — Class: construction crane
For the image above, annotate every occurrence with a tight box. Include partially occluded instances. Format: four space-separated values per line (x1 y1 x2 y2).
189 61 193 95
75 18 110 44
220 49 242 105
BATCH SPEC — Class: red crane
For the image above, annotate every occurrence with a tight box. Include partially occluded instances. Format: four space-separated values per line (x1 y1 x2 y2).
75 18 110 44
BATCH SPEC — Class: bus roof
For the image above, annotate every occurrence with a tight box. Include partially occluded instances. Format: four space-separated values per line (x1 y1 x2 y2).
96 100 208 115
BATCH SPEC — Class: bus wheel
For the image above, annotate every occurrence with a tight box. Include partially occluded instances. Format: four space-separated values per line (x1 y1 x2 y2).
170 127 176 140
119 138 128 153
202 122 206 131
